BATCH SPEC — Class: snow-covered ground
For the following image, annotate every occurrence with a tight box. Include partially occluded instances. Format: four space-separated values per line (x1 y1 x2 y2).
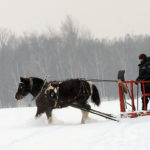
0 100 150 150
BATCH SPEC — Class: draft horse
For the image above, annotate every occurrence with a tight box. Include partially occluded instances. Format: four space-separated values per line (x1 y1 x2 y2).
15 77 101 124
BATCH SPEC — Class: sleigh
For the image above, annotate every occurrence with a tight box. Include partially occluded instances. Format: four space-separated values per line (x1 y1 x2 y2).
118 80 150 118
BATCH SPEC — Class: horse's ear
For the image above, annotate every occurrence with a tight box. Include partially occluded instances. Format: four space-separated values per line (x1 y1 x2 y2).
20 77 24 82
20 77 28 83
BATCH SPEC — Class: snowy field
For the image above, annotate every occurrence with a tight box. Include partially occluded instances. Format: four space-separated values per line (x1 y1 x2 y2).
0 100 150 150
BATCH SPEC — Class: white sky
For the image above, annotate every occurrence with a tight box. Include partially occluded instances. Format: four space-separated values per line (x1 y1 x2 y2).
0 0 150 39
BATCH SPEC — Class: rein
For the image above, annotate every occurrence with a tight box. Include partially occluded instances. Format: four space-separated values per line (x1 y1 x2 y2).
32 79 47 101
77 78 117 83
32 78 112 109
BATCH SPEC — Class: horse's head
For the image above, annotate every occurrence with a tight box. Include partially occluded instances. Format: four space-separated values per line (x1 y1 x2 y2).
15 77 32 100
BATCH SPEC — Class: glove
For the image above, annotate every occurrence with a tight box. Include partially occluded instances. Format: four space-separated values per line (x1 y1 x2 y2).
136 77 141 81
135 77 141 85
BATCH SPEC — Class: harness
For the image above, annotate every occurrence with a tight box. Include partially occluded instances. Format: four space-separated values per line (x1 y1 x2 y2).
35 79 92 109
45 81 62 108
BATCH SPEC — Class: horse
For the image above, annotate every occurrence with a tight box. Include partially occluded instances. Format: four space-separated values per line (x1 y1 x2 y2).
15 77 101 124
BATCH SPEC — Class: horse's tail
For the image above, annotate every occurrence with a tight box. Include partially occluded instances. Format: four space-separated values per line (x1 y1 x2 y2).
91 84 101 106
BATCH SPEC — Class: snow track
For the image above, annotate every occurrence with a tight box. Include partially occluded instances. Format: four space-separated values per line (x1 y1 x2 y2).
0 101 150 150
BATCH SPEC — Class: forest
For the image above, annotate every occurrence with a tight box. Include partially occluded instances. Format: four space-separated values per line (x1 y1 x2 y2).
0 17 150 108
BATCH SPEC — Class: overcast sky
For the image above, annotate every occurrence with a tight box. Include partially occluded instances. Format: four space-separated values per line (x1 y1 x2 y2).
0 0 150 39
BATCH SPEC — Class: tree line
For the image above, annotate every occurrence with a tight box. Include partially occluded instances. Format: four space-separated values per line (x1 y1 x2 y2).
0 17 150 108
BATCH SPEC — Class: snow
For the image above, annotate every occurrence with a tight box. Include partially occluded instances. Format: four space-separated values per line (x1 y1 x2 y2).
0 100 150 150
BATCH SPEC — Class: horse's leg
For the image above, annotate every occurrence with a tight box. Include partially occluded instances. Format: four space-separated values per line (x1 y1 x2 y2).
85 111 89 119
81 110 88 124
80 103 91 124
35 107 44 119
84 104 91 119
45 108 53 124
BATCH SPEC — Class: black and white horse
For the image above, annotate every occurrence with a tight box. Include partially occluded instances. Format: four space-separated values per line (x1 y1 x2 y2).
15 77 100 124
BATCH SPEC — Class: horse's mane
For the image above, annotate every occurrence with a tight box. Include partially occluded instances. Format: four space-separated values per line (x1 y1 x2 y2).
31 77 44 82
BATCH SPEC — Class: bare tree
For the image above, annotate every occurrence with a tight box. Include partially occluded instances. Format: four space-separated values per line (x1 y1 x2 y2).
0 28 12 49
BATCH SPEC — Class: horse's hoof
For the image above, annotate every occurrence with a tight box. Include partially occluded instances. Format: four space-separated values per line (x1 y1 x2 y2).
81 120 85 124
48 117 52 124
35 114 41 119
35 116 38 119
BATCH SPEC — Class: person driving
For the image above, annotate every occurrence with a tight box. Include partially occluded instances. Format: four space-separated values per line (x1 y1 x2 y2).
136 54 150 110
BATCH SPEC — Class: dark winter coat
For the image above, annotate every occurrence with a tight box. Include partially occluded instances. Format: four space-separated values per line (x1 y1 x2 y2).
136 57 150 87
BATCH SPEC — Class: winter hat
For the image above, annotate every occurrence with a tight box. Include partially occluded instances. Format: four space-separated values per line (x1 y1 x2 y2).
139 54 147 60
